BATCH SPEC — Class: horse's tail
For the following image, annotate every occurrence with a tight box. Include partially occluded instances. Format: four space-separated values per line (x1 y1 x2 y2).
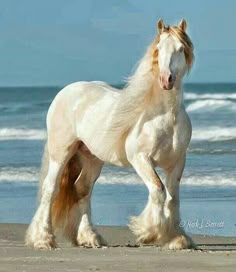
38 142 80 230
51 154 81 230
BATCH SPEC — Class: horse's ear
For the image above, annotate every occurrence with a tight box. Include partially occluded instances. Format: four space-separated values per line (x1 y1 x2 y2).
157 19 164 33
178 19 187 32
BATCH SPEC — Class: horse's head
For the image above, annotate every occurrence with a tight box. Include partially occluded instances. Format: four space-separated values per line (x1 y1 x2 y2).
154 19 194 90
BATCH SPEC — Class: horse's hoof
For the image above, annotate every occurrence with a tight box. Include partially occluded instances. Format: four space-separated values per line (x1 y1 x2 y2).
76 230 101 248
25 230 57 250
32 239 58 250
26 239 58 250
167 234 196 250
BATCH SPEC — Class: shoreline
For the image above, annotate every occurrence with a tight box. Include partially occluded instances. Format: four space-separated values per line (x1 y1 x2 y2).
0 224 236 272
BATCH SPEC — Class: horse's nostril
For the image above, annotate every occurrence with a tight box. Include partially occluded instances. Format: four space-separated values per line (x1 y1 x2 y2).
168 74 172 83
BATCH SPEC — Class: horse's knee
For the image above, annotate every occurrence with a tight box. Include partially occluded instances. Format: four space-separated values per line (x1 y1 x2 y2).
149 185 166 206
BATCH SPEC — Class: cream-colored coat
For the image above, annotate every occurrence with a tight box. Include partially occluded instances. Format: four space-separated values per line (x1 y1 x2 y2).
26 19 195 250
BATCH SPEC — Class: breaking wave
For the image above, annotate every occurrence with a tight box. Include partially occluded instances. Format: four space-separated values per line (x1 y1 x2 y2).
192 127 236 142
0 128 46 140
1 125 235 143
186 99 236 112
184 92 236 100
0 167 39 182
0 167 235 187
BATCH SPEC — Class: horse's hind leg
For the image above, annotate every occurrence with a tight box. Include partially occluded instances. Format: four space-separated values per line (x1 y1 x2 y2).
65 146 104 247
25 139 77 249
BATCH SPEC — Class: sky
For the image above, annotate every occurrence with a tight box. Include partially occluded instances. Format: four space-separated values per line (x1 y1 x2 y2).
0 0 235 86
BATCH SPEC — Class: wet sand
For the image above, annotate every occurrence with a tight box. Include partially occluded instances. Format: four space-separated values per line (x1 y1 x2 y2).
0 224 236 272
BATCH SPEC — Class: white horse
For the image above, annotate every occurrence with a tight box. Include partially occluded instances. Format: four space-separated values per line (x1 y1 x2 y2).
26 18 194 250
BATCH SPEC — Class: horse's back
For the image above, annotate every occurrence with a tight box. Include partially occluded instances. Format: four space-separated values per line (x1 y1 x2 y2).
48 81 118 119
54 81 117 102
46 81 120 160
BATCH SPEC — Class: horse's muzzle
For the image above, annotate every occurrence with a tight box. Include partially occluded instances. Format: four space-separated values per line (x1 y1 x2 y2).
159 72 176 90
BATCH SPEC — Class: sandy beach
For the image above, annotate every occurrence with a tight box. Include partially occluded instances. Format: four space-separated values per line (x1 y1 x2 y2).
0 224 235 272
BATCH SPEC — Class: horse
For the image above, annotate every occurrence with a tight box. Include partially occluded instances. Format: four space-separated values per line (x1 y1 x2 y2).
25 18 194 250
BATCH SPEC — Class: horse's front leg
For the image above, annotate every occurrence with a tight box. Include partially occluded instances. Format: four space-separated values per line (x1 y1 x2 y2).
163 155 195 249
128 153 168 245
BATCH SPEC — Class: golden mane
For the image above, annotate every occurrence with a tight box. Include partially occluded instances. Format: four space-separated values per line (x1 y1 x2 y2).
95 22 194 162
152 25 194 74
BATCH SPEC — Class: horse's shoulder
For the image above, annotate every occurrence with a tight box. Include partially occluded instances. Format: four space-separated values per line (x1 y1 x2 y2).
177 108 192 130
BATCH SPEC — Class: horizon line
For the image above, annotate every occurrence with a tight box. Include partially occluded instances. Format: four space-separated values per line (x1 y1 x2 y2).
0 81 236 88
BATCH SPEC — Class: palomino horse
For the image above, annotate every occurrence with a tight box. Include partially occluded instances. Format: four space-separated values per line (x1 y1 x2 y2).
26 19 194 250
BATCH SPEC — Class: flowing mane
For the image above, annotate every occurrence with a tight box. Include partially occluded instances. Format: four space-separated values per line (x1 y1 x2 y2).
99 25 194 161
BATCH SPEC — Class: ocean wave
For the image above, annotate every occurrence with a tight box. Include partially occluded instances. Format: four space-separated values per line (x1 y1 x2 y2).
1 125 235 144
98 172 236 187
0 128 46 140
184 92 236 100
186 99 236 112
182 176 236 187
0 167 235 187
0 167 38 182
0 101 50 112
188 148 236 155
192 127 236 142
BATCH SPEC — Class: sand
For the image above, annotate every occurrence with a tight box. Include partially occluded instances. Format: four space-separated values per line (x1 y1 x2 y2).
0 224 236 272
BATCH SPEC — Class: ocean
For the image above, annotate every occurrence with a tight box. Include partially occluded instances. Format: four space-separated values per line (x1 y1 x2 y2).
0 83 235 237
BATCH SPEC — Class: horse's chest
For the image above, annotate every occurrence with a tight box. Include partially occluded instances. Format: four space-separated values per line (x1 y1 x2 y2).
139 117 185 165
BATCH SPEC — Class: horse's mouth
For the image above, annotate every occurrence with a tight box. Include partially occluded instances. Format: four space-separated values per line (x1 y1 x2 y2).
160 83 175 91
163 85 174 91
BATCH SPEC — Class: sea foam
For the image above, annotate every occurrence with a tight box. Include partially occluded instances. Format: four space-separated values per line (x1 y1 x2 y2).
0 167 39 182
1 125 235 142
192 126 236 142
186 99 236 112
0 128 46 140
184 92 236 100
0 166 235 187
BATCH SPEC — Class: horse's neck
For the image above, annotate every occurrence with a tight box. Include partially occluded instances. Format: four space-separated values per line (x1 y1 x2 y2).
116 70 184 132
122 45 184 118
153 82 184 116
104 47 184 139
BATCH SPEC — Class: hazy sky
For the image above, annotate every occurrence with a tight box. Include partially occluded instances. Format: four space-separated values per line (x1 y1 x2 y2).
0 0 235 86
